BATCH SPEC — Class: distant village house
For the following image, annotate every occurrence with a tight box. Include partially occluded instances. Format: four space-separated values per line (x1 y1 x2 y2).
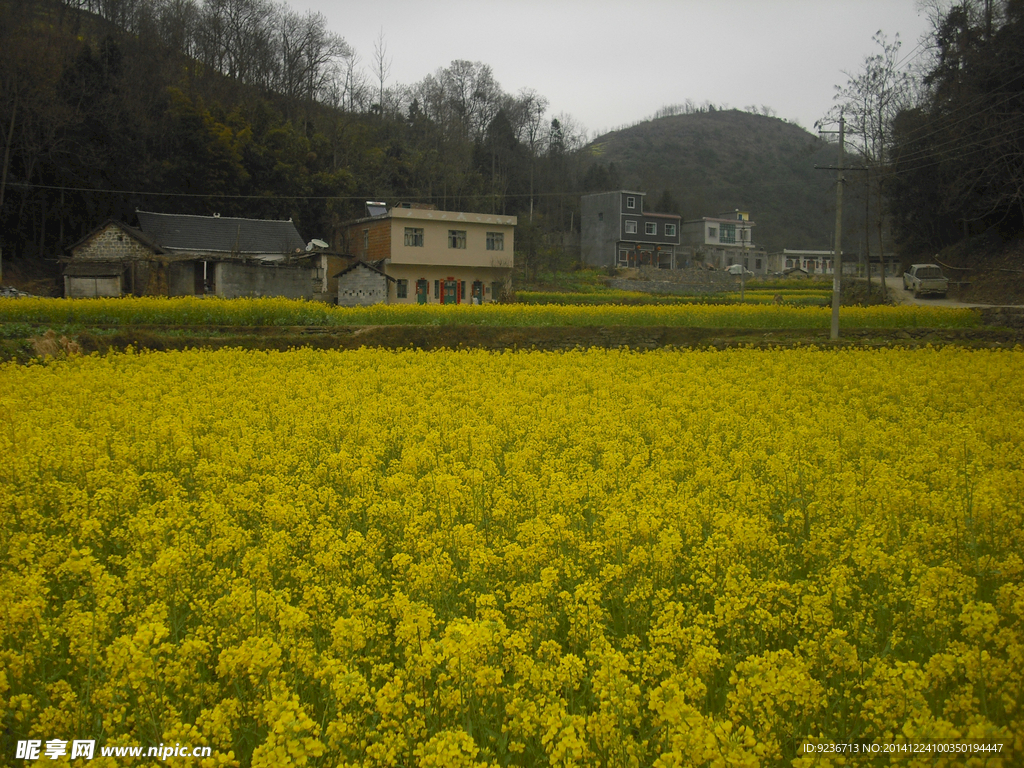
679 210 768 275
580 190 682 269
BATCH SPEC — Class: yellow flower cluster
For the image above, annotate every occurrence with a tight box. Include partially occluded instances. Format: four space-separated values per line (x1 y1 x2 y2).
0 296 978 329
1 346 1021 767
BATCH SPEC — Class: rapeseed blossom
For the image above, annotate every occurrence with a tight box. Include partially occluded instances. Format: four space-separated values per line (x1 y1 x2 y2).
0 346 1020 766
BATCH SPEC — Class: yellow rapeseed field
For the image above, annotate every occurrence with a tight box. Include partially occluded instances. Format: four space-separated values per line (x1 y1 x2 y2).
1 347 1021 767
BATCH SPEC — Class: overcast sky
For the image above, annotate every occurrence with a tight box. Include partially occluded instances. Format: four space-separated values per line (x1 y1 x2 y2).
295 0 934 139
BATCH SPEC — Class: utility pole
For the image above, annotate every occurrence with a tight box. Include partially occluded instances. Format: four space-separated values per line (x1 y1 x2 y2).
831 114 844 341
816 114 867 339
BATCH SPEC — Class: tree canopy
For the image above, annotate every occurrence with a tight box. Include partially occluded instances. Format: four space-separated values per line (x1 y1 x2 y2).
0 0 586 264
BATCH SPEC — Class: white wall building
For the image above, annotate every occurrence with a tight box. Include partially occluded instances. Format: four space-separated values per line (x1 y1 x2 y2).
679 210 768 274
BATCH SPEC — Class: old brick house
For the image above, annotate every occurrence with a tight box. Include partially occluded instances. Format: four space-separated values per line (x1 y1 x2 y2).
64 212 318 299
64 220 165 297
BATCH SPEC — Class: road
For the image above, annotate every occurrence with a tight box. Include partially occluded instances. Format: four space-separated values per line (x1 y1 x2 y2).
882 276 1024 309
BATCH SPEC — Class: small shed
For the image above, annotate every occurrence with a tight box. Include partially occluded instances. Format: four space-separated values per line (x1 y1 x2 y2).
335 261 395 306
64 261 126 298
64 220 168 297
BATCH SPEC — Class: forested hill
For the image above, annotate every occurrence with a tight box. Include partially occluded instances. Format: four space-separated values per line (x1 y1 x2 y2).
584 110 840 254
0 0 588 268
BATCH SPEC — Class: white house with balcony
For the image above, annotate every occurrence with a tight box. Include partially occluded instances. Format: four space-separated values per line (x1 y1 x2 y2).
679 210 767 274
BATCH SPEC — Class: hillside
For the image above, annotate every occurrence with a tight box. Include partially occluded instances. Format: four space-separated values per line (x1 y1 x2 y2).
585 110 843 255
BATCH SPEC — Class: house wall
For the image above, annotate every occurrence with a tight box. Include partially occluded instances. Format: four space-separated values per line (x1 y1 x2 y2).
388 211 515 269
213 262 314 299
385 264 510 304
337 267 389 306
317 254 351 297
619 192 645 215
681 218 754 249
65 276 122 298
344 219 391 262
168 262 195 296
581 191 622 268
124 260 172 296
72 223 158 262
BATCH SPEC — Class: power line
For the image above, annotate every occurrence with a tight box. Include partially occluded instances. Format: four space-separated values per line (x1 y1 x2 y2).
2 182 578 201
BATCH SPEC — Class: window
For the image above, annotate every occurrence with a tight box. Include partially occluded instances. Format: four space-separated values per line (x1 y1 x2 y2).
486 232 504 251
618 249 628 266
743 258 749 268
645 222 657 236
786 259 793 269
404 227 424 247
708 227 717 238
396 279 408 298
665 224 676 237
448 230 466 249
434 279 439 299
626 196 636 209
625 220 637 234
363 229 369 252
720 224 736 244
598 212 603 222
756 258 762 270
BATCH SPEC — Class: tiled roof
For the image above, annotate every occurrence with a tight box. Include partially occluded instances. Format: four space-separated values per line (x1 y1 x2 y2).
136 211 305 255
333 260 396 282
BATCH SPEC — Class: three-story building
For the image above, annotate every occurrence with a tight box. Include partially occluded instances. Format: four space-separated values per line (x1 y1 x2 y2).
581 190 682 269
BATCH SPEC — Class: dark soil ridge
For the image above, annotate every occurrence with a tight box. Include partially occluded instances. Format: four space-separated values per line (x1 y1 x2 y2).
39 325 1024 357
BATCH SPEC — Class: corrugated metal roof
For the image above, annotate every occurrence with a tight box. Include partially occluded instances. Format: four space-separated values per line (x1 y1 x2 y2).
136 211 305 255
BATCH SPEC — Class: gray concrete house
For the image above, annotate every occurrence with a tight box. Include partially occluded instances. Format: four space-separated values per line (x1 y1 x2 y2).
335 261 395 306
581 191 682 269
64 212 317 299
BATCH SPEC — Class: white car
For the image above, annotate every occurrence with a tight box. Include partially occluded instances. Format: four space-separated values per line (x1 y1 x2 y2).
903 264 948 298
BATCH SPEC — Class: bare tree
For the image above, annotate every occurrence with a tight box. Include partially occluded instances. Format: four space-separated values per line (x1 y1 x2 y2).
372 28 391 118
826 31 913 294
512 88 547 223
